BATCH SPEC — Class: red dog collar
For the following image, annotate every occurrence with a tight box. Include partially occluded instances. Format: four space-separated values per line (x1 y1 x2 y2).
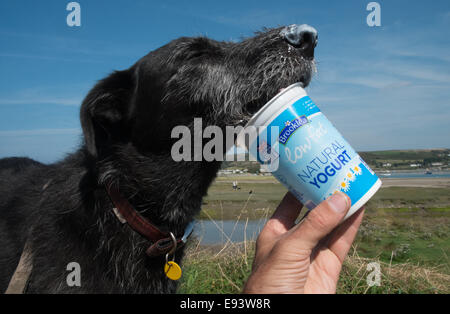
105 183 194 257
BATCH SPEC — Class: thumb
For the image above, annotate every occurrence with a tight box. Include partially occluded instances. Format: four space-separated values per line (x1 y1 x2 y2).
285 192 351 252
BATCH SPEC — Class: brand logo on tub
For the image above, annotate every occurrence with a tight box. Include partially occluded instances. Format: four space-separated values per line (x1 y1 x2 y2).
279 116 309 145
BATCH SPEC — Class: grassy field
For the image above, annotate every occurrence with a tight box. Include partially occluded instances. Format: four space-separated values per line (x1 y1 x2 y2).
178 241 450 294
201 177 450 219
179 176 450 294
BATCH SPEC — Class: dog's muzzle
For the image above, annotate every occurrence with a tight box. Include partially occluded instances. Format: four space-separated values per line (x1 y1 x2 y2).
280 24 318 59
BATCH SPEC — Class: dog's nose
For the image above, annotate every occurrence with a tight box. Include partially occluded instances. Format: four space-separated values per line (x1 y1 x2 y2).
280 24 318 58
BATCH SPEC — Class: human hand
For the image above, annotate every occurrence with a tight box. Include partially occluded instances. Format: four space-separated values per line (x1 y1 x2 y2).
243 192 364 294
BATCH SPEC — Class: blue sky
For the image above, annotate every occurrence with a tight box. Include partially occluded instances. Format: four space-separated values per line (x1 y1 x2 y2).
0 0 449 163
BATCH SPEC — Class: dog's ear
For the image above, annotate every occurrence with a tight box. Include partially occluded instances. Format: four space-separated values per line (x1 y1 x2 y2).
80 69 136 158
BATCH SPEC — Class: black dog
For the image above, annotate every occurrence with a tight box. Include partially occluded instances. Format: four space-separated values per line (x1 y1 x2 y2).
0 24 317 293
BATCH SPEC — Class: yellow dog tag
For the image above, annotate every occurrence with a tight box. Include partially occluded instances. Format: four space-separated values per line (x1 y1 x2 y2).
164 261 182 280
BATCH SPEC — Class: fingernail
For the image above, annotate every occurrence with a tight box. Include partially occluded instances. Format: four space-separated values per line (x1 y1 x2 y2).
327 192 349 213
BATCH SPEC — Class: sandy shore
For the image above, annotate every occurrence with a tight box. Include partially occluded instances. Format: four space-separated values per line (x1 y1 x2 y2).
380 177 450 188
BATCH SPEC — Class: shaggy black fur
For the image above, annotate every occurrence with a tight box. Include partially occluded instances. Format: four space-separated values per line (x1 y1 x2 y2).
0 25 316 293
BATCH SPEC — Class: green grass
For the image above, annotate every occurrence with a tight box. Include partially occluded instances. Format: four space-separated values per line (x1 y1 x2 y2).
202 180 450 220
178 243 253 294
200 179 286 220
356 206 450 271
337 252 450 294
368 187 450 208
178 241 450 294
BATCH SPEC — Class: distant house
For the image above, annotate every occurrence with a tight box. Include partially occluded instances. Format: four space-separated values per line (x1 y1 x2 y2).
218 169 233 175
431 162 444 167
382 163 392 167
409 164 421 168
260 164 271 173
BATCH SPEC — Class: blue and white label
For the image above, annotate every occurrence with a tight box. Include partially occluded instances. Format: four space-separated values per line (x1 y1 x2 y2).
252 96 380 211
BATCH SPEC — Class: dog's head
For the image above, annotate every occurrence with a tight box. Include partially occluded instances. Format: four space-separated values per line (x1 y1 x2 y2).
81 24 318 159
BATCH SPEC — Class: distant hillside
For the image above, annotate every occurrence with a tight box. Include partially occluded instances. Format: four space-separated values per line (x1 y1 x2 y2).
223 149 450 172
359 149 450 168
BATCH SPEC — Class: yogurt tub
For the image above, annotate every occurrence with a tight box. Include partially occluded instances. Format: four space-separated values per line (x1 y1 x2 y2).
236 83 382 220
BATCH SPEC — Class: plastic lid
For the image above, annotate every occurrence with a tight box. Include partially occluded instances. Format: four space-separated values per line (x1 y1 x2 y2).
244 82 307 128
236 83 307 150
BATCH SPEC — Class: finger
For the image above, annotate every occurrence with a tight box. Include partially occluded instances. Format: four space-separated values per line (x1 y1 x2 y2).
263 192 303 237
326 207 365 263
307 208 365 286
286 192 351 252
